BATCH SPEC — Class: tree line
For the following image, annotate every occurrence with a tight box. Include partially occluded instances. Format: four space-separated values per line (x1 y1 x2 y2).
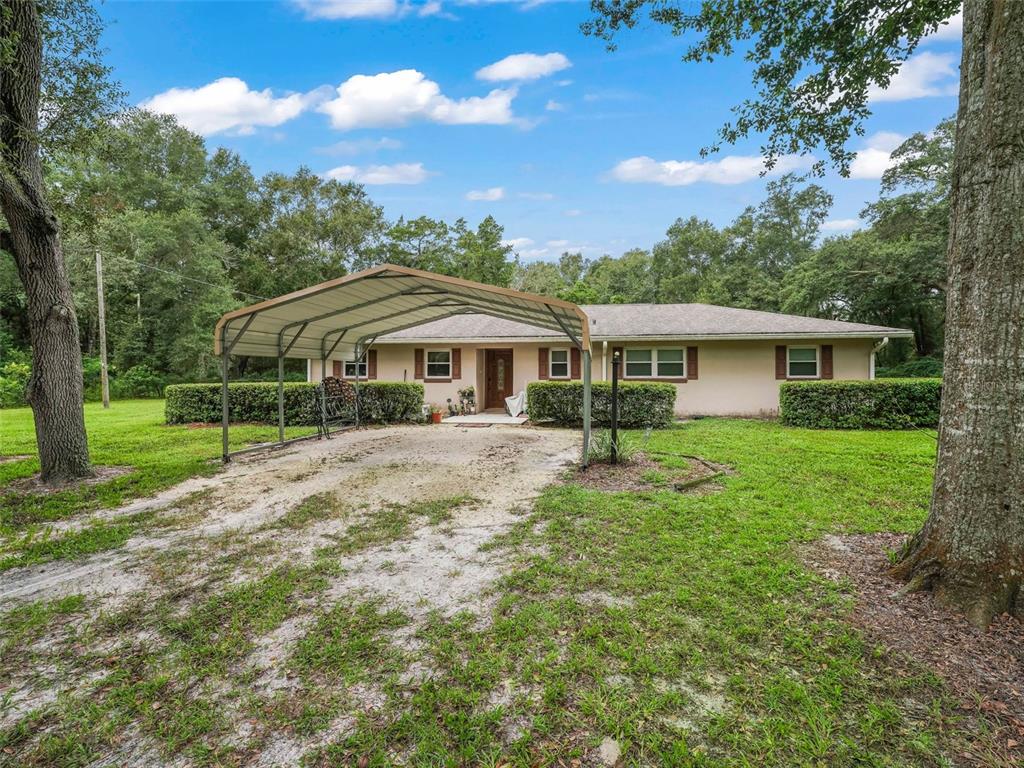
1 107 951 396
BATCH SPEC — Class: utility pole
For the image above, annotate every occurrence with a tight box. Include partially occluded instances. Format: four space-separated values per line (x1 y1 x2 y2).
95 249 110 408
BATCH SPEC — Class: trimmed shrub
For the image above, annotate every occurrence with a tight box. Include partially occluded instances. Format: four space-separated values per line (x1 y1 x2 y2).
164 381 424 426
779 378 941 429
526 380 676 428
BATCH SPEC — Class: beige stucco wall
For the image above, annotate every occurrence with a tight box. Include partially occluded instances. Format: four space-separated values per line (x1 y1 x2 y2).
308 338 875 417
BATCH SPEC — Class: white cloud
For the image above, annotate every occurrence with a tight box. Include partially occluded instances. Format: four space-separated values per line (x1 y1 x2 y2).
821 218 862 232
293 0 401 19
519 248 550 259
546 239 570 248
609 153 812 186
476 52 571 82
927 9 962 40
316 137 402 155
324 162 430 184
140 77 318 136
868 52 959 102
563 209 582 217
519 191 554 200
502 237 534 249
849 132 906 179
466 186 505 201
545 99 565 112
318 70 516 129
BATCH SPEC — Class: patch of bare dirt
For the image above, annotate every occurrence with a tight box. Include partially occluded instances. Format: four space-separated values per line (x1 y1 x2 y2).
572 452 726 493
806 532 1024 763
2 465 133 495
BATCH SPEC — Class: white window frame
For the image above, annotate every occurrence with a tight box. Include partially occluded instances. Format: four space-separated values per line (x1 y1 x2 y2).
425 348 452 380
623 347 687 379
786 345 820 379
549 348 571 379
342 358 368 379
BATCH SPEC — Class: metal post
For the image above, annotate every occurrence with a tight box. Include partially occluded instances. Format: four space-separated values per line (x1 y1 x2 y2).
582 348 592 468
221 323 230 463
277 336 285 445
610 350 620 464
353 342 361 428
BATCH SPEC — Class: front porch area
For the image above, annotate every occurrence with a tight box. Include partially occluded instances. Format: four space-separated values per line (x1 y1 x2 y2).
442 410 528 425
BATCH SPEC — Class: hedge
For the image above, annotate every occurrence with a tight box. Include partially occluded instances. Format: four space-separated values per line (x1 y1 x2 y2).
165 381 424 426
779 378 941 429
526 380 677 428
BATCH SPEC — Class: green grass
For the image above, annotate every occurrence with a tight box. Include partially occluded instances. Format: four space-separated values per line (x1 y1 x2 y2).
0 399 315 570
1 419 1004 766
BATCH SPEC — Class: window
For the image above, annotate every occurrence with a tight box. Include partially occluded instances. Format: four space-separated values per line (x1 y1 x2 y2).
426 349 451 379
624 348 652 377
343 359 367 379
623 348 686 379
787 346 819 378
550 348 570 378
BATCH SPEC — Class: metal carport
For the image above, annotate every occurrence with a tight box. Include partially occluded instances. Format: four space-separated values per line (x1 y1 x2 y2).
212 264 593 464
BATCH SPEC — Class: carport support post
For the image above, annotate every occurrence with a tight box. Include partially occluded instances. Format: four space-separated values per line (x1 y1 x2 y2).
277 337 285 444
582 348 592 468
221 323 230 463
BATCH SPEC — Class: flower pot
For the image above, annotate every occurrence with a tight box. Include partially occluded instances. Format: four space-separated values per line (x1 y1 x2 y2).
431 411 443 424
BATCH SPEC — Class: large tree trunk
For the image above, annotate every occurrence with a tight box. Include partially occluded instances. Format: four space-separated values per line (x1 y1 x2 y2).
892 0 1024 627
1 1 92 482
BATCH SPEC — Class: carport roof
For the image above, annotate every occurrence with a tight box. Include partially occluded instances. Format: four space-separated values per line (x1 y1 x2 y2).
213 264 590 360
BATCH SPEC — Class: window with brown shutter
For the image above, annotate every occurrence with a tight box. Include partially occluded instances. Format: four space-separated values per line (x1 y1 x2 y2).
368 349 378 380
332 360 342 378
570 347 581 379
414 348 424 380
538 347 549 380
686 346 698 380
452 348 462 379
775 346 787 379
821 344 833 379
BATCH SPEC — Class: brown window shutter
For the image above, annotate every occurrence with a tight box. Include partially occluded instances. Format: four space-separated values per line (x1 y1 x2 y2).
570 347 581 379
775 345 787 380
332 360 342 378
821 345 833 379
538 347 549 380
414 348 424 380
612 347 624 378
687 346 698 380
452 348 461 379
368 350 378 380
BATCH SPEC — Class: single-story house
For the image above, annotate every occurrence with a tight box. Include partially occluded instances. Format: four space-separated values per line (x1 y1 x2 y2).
307 303 913 417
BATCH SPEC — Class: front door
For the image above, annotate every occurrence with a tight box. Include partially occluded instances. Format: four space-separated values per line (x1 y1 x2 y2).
485 349 514 408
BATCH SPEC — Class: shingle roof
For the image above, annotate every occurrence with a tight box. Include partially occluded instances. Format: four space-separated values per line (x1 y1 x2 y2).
378 303 913 342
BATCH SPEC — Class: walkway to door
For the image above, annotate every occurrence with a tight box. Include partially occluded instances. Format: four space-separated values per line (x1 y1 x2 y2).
443 411 528 425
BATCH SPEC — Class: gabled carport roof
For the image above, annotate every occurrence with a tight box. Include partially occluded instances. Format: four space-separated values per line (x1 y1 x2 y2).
213 264 591 360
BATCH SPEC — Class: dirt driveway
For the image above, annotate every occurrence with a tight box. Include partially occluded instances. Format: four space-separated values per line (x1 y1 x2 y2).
0 424 579 764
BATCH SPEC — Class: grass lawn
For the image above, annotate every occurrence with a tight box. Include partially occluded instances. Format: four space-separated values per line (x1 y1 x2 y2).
1 416 1003 766
0 399 314 570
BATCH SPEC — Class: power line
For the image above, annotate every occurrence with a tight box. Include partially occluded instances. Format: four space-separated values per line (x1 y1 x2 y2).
114 254 268 301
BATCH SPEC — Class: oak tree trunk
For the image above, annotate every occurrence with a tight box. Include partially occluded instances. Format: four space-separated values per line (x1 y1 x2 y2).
892 0 1024 627
1 0 92 482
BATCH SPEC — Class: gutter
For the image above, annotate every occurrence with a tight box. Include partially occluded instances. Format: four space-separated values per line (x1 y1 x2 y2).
870 337 890 380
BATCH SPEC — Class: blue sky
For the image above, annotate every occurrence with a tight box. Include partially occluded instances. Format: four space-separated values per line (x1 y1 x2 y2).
98 0 962 262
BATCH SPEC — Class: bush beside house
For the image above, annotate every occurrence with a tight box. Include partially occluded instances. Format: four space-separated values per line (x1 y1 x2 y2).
527 380 676 428
165 381 424 426
779 379 941 429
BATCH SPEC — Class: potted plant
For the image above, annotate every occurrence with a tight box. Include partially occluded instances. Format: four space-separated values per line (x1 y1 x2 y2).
429 404 444 424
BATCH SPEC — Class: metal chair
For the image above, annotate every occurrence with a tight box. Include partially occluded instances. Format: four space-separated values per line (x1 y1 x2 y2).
317 376 358 438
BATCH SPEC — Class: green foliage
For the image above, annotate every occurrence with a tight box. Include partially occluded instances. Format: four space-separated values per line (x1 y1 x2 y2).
780 379 941 429
164 381 424 426
0 361 30 408
587 429 641 463
877 356 944 379
111 364 165 399
526 380 676 428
